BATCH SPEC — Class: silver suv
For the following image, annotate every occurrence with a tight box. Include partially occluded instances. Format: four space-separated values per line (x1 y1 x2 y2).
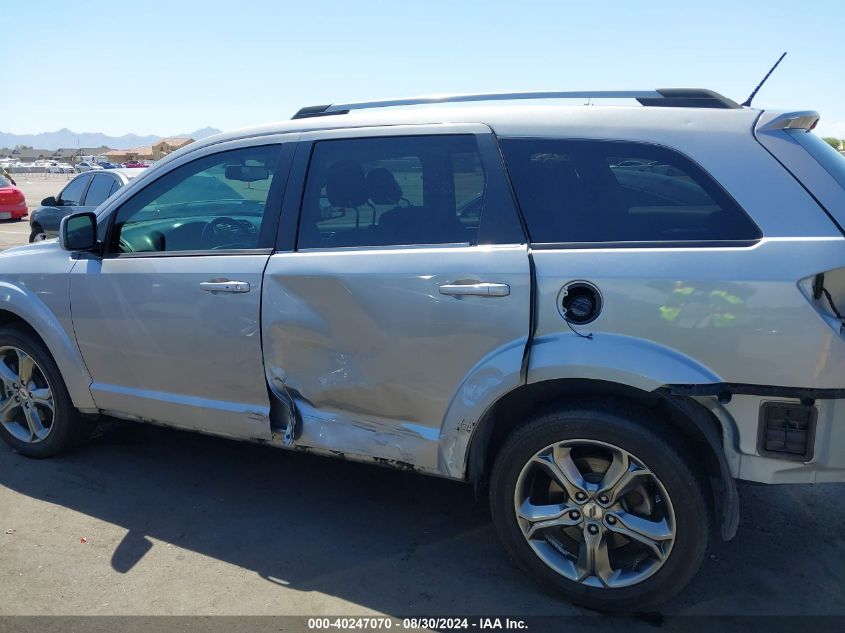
1 89 844 612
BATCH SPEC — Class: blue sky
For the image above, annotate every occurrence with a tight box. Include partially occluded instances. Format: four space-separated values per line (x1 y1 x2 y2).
4 0 845 138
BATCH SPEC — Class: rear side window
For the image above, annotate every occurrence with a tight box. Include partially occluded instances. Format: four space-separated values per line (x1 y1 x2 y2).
500 139 760 244
84 174 117 207
298 135 490 249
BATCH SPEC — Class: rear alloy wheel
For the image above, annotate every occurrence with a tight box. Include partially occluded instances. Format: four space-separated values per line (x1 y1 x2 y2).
514 439 675 588
0 328 93 457
490 404 710 612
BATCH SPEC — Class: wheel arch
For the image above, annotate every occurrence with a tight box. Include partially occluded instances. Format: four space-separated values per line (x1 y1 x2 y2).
0 307 96 412
465 377 739 540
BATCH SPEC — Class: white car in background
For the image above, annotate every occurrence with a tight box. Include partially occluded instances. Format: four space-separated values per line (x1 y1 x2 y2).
74 162 103 173
47 162 75 174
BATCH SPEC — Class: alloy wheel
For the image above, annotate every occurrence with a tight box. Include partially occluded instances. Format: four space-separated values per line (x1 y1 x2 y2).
514 439 676 588
0 346 55 443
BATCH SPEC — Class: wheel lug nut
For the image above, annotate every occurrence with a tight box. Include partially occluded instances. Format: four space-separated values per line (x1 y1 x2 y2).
569 510 581 521
575 492 587 502
587 524 599 535
598 494 609 504
606 515 617 525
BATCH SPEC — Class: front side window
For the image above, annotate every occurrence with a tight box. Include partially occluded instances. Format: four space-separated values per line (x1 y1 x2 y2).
500 139 760 244
298 135 489 249
111 145 281 253
59 175 92 206
84 174 117 207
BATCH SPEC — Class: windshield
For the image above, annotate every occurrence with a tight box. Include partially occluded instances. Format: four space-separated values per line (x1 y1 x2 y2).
791 131 845 190
0 176 11 187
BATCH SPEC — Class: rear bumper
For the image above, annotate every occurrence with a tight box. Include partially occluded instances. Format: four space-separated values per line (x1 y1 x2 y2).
709 393 845 484
0 204 28 220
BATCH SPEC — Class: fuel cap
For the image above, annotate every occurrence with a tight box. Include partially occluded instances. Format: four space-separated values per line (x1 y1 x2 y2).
558 281 602 325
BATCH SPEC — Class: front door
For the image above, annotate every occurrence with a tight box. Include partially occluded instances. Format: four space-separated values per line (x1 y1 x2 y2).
262 126 530 472
71 140 294 439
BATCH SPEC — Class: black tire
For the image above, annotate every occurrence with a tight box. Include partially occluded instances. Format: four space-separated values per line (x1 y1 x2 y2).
0 326 94 457
29 225 45 243
489 401 710 613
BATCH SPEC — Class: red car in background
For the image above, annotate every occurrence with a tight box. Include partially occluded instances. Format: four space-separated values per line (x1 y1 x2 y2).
0 175 27 221
124 160 146 168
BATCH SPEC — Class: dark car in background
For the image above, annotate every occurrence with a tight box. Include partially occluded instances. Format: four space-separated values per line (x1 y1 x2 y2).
97 161 124 170
29 168 145 241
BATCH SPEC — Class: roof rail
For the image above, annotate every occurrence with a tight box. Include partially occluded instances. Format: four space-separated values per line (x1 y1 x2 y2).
291 88 740 119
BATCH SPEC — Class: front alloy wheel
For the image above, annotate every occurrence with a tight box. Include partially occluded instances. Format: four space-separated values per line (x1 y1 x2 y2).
0 327 93 457
0 346 55 443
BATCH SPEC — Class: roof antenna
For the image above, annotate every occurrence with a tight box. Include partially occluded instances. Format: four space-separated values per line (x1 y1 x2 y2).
741 52 787 107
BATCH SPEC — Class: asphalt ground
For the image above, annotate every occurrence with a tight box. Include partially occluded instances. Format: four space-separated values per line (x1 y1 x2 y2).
0 421 843 617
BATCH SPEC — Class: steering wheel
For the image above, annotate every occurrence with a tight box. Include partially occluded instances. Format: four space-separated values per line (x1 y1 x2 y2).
201 216 255 249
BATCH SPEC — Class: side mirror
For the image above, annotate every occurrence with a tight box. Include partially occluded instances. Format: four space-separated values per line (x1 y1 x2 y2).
41 196 57 207
60 212 98 252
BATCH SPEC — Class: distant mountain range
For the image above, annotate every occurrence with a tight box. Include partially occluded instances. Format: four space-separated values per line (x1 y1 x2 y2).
0 127 222 151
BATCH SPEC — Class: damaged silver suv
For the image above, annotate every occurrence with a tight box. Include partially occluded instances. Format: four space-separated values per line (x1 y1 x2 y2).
1 89 844 612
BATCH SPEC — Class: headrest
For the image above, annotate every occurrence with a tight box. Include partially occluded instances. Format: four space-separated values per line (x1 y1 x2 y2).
325 160 368 208
366 168 403 205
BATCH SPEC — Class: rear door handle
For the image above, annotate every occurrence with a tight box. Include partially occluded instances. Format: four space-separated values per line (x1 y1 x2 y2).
438 282 510 297
200 280 251 294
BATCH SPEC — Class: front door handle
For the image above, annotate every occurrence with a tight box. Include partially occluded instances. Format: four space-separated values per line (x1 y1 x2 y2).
438 282 510 297
200 280 251 294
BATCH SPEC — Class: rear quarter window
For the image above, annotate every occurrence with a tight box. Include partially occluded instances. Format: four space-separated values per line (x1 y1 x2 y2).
499 138 761 245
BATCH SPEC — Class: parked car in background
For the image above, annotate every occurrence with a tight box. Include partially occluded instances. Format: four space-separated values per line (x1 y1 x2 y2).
97 162 123 170
47 162 75 174
123 160 147 168
28 168 144 241
75 162 102 173
0 174 27 220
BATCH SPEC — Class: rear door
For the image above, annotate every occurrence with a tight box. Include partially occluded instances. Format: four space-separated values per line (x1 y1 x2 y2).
262 125 530 470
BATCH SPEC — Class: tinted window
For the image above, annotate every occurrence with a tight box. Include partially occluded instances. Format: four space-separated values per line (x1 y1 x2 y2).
0 176 10 187
500 139 760 244
59 175 92 206
111 145 281 253
84 174 117 207
298 135 489 249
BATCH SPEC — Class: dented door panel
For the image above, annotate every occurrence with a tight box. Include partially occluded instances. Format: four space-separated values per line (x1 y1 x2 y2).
261 245 530 474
